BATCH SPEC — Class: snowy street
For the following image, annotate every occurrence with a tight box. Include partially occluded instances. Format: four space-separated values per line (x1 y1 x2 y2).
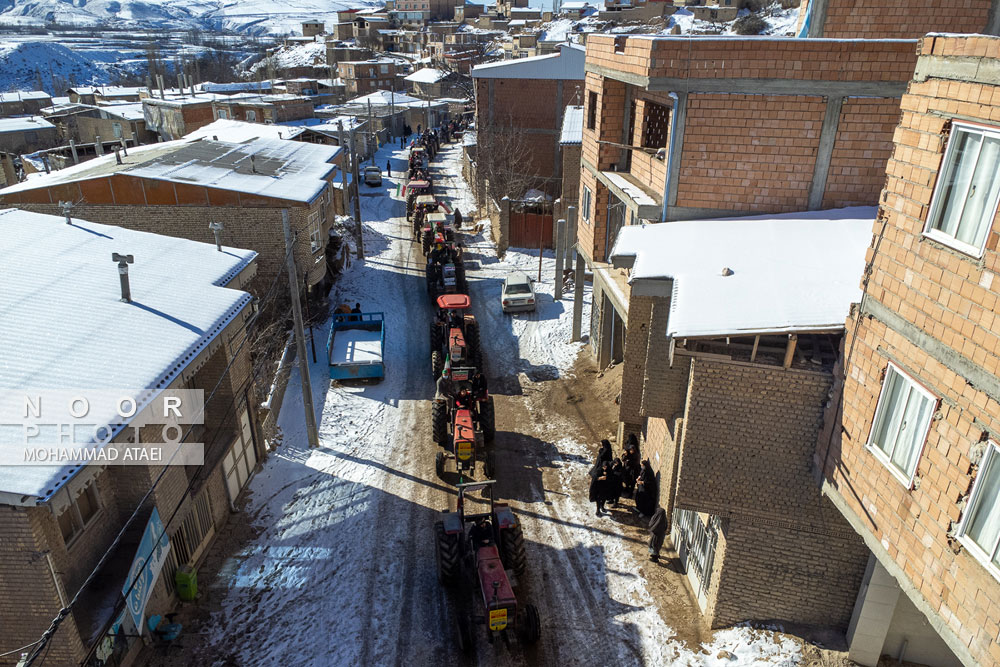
145 139 805 667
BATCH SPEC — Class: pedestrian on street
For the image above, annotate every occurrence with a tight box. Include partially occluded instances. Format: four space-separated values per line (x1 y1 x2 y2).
595 439 613 468
648 506 667 562
634 459 657 517
623 435 641 496
589 461 610 516
453 208 463 229
386 159 391 177
609 457 625 507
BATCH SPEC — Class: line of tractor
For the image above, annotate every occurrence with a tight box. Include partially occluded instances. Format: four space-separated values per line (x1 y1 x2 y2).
404 135 542 653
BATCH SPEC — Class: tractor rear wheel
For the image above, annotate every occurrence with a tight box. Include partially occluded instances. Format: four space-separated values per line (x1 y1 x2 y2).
480 397 496 444
456 613 475 653
435 451 445 478
520 603 541 644
432 400 448 445
434 521 460 586
431 350 444 380
500 523 527 576
425 264 435 296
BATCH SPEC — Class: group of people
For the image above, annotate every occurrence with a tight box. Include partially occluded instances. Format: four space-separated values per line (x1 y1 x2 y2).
333 302 363 322
435 365 488 411
587 435 669 562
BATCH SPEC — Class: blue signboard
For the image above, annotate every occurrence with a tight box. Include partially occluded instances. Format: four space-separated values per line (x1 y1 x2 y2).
122 508 171 634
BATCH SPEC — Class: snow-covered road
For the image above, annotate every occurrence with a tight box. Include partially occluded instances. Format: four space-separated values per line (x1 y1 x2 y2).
160 139 804 667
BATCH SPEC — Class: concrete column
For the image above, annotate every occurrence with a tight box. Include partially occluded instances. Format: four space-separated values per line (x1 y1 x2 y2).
554 218 567 299
806 0 830 37
988 0 1000 35
664 91 688 218
807 95 844 211
572 251 585 342
847 555 901 667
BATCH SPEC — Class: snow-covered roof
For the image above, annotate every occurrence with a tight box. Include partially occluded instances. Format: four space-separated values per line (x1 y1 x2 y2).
183 118 306 143
0 91 51 103
0 116 55 133
94 86 144 98
0 208 256 501
471 43 585 80
345 89 424 106
404 67 447 83
561 1 590 9
201 81 273 94
610 207 875 338
100 102 145 121
560 104 583 144
508 19 527 26
1 137 341 204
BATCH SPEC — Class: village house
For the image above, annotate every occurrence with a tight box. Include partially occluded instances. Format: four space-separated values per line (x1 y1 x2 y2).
797 0 1000 38
0 208 261 666
211 93 314 125
606 206 876 636
0 116 58 154
0 91 53 117
471 43 586 197
816 33 1000 667
302 20 325 37
142 96 220 141
338 59 400 97
0 137 343 295
573 34 916 382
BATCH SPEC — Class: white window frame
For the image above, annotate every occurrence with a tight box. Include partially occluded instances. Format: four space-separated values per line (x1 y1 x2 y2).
216 108 228 120
957 441 1000 582
865 362 936 488
246 109 257 122
309 210 323 253
923 121 1000 259
582 185 592 224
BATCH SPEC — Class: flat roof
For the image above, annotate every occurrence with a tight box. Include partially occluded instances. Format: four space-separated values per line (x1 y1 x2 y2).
0 116 56 133
183 118 306 142
0 208 256 501
405 68 448 83
472 43 585 80
0 91 51 102
1 137 341 204
610 207 875 338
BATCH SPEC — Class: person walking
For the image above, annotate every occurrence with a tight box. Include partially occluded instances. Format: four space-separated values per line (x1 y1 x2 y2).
648 506 667 562
386 159 391 177
589 461 611 516
453 208 463 230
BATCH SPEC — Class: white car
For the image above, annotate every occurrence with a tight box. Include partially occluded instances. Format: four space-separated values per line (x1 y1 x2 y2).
501 272 536 313
363 165 383 186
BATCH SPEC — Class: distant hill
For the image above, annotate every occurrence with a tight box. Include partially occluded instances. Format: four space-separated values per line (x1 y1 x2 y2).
0 0 384 35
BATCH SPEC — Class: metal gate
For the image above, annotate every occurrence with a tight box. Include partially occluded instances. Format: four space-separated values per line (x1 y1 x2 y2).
509 200 553 249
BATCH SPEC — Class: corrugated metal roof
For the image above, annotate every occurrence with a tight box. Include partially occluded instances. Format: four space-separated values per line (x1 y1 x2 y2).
0 208 256 501
560 105 583 145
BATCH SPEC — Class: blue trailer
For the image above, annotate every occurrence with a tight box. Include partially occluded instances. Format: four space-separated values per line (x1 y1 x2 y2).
327 312 385 381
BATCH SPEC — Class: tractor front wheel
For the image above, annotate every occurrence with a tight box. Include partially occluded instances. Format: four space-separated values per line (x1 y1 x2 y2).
435 521 460 586
501 523 527 576
432 400 448 445
520 603 541 644
429 322 442 356
480 397 496 445
457 613 475 653
435 451 445 478
431 350 444 380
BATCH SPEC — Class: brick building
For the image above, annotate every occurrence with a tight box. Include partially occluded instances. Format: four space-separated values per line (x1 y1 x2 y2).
471 43 586 197
211 93 314 125
143 96 219 141
573 34 916 376
817 34 1000 667
557 104 583 219
0 137 343 294
0 208 261 666
798 0 1000 39
606 207 875 630
338 59 399 97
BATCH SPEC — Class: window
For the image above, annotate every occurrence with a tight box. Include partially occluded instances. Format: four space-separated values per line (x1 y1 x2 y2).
217 108 228 120
380 64 389 74
582 185 592 223
246 109 257 122
958 442 1000 579
925 123 1000 257
112 122 123 138
309 210 323 252
866 363 936 485
57 482 101 546
587 91 597 130
641 101 670 149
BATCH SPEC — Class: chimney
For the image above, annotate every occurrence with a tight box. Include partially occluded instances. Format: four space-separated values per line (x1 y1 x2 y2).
157 74 165 99
69 138 79 164
95 136 103 156
59 200 73 224
249 154 257 174
114 146 122 165
111 253 135 302
208 221 224 251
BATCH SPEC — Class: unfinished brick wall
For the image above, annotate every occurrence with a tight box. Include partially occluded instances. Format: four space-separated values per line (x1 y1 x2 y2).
619 295 653 427
819 0 992 39
676 94 825 213
824 35 1000 667
821 96 900 209
712 517 868 629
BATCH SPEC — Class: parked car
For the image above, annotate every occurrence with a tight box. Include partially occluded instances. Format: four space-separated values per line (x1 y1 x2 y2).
364 165 383 186
501 272 536 313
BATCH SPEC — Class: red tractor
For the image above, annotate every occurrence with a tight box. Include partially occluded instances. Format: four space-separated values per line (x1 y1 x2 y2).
430 294 480 376
411 194 439 239
434 481 540 652
426 236 466 299
433 366 495 479
405 181 431 225
421 211 454 255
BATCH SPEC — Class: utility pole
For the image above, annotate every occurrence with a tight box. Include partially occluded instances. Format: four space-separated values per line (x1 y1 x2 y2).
281 209 320 449
337 120 350 216
349 127 364 259
367 99 375 166
554 217 566 300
